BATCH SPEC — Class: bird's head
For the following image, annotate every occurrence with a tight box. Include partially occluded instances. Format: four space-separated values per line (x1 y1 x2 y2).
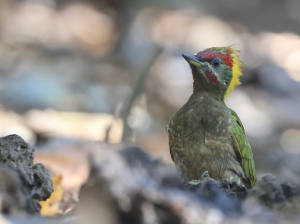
182 46 242 101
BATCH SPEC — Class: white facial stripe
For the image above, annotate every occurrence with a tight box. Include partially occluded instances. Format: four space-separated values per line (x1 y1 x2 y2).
206 64 219 78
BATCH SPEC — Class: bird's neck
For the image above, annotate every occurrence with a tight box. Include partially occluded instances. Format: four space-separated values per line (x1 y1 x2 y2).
192 88 225 102
192 75 226 102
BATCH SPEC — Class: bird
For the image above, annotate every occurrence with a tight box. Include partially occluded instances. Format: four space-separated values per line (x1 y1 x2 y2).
166 46 256 188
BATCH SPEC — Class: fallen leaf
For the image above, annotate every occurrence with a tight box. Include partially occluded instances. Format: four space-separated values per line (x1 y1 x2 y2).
40 175 63 216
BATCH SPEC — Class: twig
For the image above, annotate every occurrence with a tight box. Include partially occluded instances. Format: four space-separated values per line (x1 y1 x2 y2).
121 47 163 142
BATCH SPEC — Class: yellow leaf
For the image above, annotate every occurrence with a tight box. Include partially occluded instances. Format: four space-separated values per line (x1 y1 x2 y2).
40 175 63 216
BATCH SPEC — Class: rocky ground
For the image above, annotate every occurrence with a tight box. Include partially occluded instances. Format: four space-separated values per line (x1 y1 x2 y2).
1 134 300 224
0 135 52 216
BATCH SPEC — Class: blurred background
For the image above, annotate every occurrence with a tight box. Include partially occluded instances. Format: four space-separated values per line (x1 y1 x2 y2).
1 0 300 196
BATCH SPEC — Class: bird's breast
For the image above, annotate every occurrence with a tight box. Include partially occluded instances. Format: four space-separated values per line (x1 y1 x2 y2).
168 98 237 181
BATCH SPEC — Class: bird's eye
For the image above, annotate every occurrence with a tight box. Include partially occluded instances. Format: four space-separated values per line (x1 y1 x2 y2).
212 58 220 67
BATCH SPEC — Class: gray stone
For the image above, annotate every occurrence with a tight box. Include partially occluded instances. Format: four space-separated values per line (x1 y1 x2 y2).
0 134 53 213
0 164 36 215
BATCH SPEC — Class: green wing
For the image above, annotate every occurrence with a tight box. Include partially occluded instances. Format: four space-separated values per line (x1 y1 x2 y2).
230 109 257 187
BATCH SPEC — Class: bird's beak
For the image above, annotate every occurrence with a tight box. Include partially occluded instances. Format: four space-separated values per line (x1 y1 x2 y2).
182 54 205 68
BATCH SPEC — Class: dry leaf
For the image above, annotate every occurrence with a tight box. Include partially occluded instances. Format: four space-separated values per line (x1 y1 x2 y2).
40 175 63 216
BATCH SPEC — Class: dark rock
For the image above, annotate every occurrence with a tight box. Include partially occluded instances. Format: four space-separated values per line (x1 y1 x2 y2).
186 175 248 200
89 144 249 222
247 173 300 215
0 164 36 215
0 134 53 213
185 174 248 213
249 174 286 207
120 146 160 168
281 182 300 199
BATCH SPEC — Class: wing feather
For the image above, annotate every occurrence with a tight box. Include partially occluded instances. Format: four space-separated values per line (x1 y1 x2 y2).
230 109 257 187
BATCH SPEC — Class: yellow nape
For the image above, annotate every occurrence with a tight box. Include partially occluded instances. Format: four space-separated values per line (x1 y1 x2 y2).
224 49 243 99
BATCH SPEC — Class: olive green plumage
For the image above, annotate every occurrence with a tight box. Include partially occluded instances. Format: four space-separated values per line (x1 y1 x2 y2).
230 109 256 187
167 46 256 188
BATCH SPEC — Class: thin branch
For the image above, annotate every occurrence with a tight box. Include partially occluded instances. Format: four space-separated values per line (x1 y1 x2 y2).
121 47 163 142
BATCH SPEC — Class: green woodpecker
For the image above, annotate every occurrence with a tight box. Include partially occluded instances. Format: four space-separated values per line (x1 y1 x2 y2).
167 46 256 188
